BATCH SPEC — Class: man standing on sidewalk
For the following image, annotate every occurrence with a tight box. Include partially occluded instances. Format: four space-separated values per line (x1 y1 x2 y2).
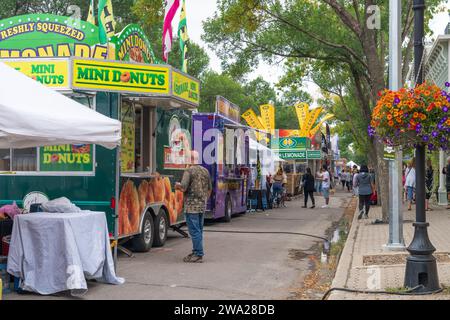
321 165 331 208
175 151 212 263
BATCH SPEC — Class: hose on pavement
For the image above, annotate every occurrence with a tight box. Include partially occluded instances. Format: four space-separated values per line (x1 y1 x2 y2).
321 285 444 300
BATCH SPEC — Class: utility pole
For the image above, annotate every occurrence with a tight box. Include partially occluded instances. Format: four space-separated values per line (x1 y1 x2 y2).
385 0 405 251
404 0 440 292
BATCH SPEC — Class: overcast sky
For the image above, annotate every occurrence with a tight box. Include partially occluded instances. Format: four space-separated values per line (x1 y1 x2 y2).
173 0 450 103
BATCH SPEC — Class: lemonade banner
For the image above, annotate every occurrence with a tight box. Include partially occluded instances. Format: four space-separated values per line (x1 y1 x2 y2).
71 59 170 94
0 14 107 59
4 59 70 89
295 102 309 131
301 106 323 136
259 104 275 132
309 114 335 137
173 71 200 106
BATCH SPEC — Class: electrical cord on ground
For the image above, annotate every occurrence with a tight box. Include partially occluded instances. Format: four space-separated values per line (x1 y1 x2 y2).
181 228 329 242
321 285 444 300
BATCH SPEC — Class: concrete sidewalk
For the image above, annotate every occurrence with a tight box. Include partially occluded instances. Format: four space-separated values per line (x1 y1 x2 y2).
329 201 450 300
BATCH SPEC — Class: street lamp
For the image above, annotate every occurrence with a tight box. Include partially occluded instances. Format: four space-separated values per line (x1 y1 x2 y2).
404 0 440 292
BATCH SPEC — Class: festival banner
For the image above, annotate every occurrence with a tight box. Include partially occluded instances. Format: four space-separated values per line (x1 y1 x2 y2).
241 109 264 130
295 102 309 131
163 0 180 62
98 0 116 44
259 104 275 132
177 0 189 73
87 0 95 25
309 114 335 137
301 106 323 136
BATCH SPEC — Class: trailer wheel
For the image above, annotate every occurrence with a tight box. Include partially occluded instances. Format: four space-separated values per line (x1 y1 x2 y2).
153 208 169 247
132 211 154 252
222 195 232 222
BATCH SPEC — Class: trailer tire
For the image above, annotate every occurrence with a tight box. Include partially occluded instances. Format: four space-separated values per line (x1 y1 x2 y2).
222 195 232 222
132 211 154 252
153 208 169 247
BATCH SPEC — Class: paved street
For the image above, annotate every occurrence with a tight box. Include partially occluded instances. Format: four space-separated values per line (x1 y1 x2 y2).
5 191 351 300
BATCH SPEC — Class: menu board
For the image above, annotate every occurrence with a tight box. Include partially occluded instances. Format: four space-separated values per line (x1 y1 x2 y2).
120 101 136 173
39 144 93 172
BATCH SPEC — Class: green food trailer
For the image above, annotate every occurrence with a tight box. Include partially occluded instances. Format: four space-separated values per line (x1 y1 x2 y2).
0 14 200 254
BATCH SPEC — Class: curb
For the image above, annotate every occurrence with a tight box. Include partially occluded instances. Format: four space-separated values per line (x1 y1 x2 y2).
328 198 360 300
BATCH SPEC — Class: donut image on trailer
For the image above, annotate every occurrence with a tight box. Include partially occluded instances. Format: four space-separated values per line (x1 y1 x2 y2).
175 189 184 217
147 179 155 203
119 180 141 235
138 180 149 213
153 177 166 202
163 177 172 203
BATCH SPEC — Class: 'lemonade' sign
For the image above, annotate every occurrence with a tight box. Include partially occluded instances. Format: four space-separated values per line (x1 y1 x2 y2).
0 14 107 59
172 70 200 106
72 59 170 94
4 59 69 89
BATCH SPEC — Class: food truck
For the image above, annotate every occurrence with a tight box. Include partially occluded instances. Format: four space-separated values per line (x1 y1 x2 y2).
0 14 200 252
191 97 251 221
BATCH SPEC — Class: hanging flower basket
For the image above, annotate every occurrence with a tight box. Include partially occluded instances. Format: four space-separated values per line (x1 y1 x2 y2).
369 82 450 151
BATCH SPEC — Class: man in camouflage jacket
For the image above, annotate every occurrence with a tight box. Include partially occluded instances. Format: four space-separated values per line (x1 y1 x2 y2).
175 151 212 263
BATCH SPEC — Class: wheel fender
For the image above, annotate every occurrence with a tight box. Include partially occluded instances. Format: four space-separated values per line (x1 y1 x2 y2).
138 203 162 232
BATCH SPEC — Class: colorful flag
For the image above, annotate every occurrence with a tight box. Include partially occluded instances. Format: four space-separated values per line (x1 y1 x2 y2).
259 104 275 133
177 0 189 72
87 0 95 25
98 0 116 44
301 106 323 136
295 102 309 131
163 0 180 62
309 114 335 137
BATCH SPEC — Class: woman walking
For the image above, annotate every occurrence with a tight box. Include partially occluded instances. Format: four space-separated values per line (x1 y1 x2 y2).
340 169 347 190
355 165 375 220
315 168 323 195
345 168 352 192
404 160 416 211
426 159 434 211
302 168 315 208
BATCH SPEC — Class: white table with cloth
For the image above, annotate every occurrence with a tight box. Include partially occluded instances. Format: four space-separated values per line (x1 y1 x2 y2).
7 211 124 295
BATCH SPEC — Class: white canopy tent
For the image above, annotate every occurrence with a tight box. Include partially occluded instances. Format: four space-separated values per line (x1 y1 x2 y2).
346 161 360 169
249 138 285 176
0 62 121 149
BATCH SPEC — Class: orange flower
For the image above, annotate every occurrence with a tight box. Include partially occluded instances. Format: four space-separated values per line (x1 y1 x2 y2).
387 114 393 120
413 112 419 118
388 120 394 126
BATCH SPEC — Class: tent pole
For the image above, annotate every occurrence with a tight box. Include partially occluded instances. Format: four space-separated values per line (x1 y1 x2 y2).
114 145 121 272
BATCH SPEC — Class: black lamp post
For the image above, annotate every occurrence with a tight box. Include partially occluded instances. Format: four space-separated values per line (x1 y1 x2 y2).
404 0 440 292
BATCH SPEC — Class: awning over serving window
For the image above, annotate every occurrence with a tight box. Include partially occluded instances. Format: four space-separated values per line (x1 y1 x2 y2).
0 62 121 149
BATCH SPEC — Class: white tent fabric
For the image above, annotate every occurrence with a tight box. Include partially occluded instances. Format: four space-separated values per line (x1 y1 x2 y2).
249 139 285 176
0 62 121 149
346 161 360 169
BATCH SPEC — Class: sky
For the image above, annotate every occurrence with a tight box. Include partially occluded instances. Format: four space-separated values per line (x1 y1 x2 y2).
173 0 450 103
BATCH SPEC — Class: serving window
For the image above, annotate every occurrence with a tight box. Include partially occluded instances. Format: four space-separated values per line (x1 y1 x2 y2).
120 97 156 174
0 94 95 175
